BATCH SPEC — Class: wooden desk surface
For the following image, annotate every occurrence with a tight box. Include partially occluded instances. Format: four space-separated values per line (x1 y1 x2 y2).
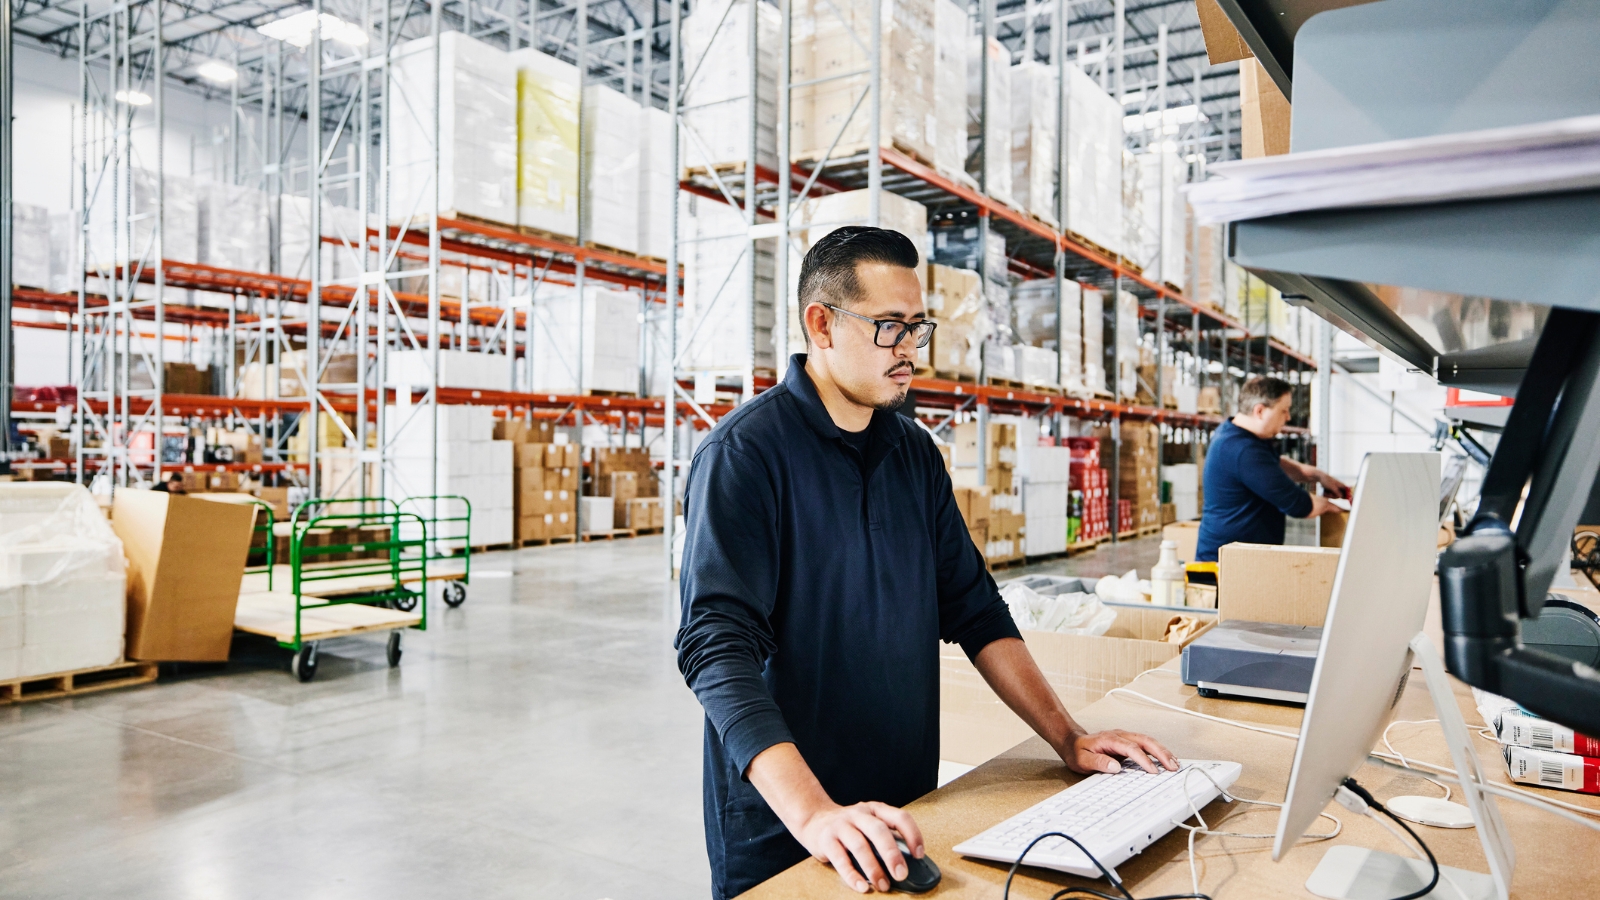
741 661 1600 899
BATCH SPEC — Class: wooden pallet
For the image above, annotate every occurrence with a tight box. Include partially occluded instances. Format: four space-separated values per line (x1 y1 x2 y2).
989 378 1062 396
585 240 667 267
470 542 519 554
1 661 159 704
627 526 665 536
792 138 936 172
1065 537 1104 553
1115 525 1163 541
987 554 1029 571
930 370 980 386
518 534 579 547
581 528 636 541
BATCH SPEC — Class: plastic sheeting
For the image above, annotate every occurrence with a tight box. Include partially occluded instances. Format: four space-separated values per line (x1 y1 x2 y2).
681 0 779 172
638 107 675 260
933 0 970 181
391 32 518 226
1010 61 1058 225
582 84 643 254
1062 63 1123 256
968 38 1013 205
88 169 199 267
1000 580 1115 635
0 484 126 681
530 285 642 395
679 194 777 373
1134 149 1187 285
199 181 269 273
12 204 51 290
1081 285 1106 395
791 0 935 163
512 48 581 237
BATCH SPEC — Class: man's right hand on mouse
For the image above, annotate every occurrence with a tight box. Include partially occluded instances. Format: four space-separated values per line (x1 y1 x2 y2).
748 742 926 893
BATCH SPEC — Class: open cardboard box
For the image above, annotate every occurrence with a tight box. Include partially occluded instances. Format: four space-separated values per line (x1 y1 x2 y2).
112 490 256 661
1217 542 1340 628
940 606 1215 766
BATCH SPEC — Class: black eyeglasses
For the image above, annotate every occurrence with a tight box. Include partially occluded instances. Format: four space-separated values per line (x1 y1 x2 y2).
822 303 938 349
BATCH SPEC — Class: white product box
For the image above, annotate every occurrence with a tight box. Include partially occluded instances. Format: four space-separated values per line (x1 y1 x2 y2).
530 286 642 395
1010 62 1058 225
583 84 643 254
1024 515 1068 557
680 196 778 372
681 0 779 172
581 496 615 533
1063 64 1124 257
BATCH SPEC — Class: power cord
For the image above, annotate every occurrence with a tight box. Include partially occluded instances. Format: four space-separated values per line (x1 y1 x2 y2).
998 831 1211 900
1335 778 1439 900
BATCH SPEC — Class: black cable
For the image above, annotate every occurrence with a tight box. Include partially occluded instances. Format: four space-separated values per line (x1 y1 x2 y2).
999 831 1212 900
1340 778 1440 900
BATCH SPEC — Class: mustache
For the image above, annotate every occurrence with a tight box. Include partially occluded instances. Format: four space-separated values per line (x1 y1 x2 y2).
885 361 915 376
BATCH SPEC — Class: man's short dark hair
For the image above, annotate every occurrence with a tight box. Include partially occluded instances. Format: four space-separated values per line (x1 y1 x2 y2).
797 226 920 346
1238 375 1294 414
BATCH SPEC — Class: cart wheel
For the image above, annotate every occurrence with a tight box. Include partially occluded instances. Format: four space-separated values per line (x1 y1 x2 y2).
292 643 319 682
443 582 467 608
392 592 419 612
386 631 403 667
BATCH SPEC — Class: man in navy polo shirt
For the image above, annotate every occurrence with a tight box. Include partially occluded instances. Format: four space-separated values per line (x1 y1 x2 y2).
675 226 1178 898
1195 376 1349 563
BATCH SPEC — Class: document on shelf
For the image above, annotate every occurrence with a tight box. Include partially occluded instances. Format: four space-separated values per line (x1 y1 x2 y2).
1184 113 1600 225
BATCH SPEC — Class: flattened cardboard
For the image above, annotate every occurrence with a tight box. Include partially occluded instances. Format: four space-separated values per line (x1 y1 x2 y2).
939 608 1214 766
1217 542 1340 628
113 490 255 661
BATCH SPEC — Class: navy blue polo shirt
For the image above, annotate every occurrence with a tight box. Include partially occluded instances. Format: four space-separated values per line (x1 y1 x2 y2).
1195 420 1314 562
675 355 1020 899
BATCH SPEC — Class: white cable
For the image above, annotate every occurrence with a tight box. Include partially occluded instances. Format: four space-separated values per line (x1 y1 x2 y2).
1106 687 1302 739
1381 719 1452 801
1365 754 1600 830
1363 808 1470 900
1164 765 1342 897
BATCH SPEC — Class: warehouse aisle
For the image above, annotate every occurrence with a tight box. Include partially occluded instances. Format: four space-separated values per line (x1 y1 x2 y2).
0 538 708 900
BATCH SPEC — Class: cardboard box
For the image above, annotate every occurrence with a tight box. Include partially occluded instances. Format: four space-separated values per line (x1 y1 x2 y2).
1240 57 1291 159
519 514 546 542
516 443 546 469
1321 510 1348 549
939 608 1216 766
1196 0 1252 65
1163 521 1200 563
112 490 255 661
1217 543 1340 627
603 471 639 502
494 418 527 442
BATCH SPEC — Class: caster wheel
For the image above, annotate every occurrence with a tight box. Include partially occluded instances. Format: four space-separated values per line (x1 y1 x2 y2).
292 644 319 682
392 592 419 612
443 582 467 608
387 631 403 667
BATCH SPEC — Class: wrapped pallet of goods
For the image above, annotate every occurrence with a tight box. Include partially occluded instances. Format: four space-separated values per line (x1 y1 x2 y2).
384 404 516 548
391 32 518 226
1187 219 1226 312
1133 148 1187 286
931 0 969 182
791 0 934 165
512 48 581 237
1098 420 1160 532
12 204 51 290
920 264 983 380
198 181 269 273
680 196 778 374
1010 61 1058 225
277 195 367 283
1059 281 1085 396
1062 63 1124 257
530 285 642 395
89 169 199 267
1067 436 1110 542
1019 441 1072 557
1081 285 1106 395
967 37 1013 204
387 348 511 393
638 107 675 260
0 484 127 681
681 0 778 173
1115 289 1140 400
511 437 580 544
582 84 643 255
800 189 928 254
592 448 666 531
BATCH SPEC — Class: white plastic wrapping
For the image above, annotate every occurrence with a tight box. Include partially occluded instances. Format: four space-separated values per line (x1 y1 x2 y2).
530 285 642 394
799 188 928 255
387 348 512 392
583 84 643 254
1062 63 1123 255
1081 285 1106 394
932 0 970 181
791 0 935 163
88 169 199 267
12 203 51 289
383 405 514 547
968 38 1013 204
680 194 777 372
1010 62 1058 225
0 484 126 681
512 48 581 237
277 195 366 283
1133 148 1186 284
199 181 270 273
638 107 675 260
681 0 779 172
1059 281 1084 396
1116 289 1140 399
391 32 518 226
1001 580 1115 635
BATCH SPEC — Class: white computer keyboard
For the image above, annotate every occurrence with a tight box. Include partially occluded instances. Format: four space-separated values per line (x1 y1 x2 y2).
953 759 1242 878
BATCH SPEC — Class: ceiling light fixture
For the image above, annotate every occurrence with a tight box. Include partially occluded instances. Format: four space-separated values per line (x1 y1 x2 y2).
197 60 238 83
115 89 152 106
257 10 368 48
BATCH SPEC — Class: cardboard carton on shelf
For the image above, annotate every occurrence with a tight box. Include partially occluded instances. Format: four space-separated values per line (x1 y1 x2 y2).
939 606 1215 766
112 491 255 662
1217 542 1340 628
1162 520 1200 563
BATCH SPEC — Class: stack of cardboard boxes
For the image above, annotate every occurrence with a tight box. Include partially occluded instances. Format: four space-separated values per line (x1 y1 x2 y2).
496 419 580 544
1114 421 1162 532
1067 437 1109 543
953 484 990 558
591 448 664 532
986 493 1025 565
919 264 982 380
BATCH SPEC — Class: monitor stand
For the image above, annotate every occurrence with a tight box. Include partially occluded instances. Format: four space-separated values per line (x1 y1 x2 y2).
1303 634 1514 900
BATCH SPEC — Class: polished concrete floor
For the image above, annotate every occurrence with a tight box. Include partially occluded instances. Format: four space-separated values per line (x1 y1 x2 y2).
0 533 1160 900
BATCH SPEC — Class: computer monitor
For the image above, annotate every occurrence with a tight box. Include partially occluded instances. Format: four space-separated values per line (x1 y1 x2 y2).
1273 453 1441 855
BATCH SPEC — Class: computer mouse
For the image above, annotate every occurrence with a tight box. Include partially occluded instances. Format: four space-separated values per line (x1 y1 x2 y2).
851 836 942 893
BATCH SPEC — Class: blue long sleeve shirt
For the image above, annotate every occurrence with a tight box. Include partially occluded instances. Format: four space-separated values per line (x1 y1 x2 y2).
674 355 1021 899
1196 420 1314 562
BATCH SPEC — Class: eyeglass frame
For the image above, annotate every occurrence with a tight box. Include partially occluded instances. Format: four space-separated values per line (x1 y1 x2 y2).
819 303 938 349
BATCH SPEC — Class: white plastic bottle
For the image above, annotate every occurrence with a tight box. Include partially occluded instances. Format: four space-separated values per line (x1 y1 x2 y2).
1150 540 1185 607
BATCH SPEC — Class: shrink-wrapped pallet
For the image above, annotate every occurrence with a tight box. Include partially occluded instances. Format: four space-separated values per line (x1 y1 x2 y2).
791 0 935 164
88 169 199 267
681 0 779 173
1081 285 1105 395
680 195 777 373
799 189 927 256
638 107 675 260
1010 62 1057 225
1134 148 1186 285
391 32 518 226
278 196 366 283
1115 289 1140 399
1062 64 1122 256
12 204 51 290
921 264 983 379
1059 281 1084 396
199 181 270 273
530 285 641 395
968 38 1013 204
582 84 642 254
512 48 581 237
933 0 970 182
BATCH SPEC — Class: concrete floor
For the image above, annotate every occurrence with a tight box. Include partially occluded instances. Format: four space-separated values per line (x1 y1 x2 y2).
0 533 1161 900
